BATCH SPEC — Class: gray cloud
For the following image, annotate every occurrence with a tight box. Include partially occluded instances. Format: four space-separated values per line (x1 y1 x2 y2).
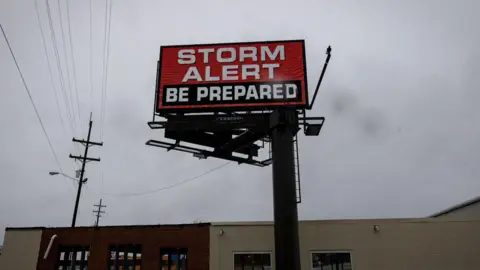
1 0 480 243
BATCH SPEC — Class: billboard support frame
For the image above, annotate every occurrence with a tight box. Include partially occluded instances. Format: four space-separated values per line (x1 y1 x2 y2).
308 46 332 110
147 41 333 270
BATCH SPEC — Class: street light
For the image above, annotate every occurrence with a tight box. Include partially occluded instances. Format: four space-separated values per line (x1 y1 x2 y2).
49 171 89 228
49 171 87 183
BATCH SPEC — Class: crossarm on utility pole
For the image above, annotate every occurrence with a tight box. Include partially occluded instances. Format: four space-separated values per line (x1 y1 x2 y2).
69 154 101 162
72 138 104 146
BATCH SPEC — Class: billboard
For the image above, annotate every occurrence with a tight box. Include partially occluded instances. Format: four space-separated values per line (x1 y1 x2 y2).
155 40 308 113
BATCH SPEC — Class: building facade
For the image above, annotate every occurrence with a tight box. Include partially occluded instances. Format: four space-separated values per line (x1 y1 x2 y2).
210 218 480 270
1 224 210 270
0 228 42 270
1 197 480 270
430 196 480 219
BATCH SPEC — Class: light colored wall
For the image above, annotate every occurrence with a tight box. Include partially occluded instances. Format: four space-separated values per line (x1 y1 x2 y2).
210 219 480 270
435 202 480 219
210 222 275 270
0 229 42 270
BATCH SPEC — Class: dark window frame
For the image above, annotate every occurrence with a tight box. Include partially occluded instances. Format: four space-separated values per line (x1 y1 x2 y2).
55 245 90 270
160 248 188 270
108 244 142 270
311 251 353 270
233 252 272 270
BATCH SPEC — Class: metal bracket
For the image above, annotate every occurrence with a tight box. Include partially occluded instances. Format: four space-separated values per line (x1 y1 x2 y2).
308 46 332 110
269 110 299 130
146 139 271 167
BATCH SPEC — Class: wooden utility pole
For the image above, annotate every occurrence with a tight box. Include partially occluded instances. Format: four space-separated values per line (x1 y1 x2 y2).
93 199 107 227
69 113 103 227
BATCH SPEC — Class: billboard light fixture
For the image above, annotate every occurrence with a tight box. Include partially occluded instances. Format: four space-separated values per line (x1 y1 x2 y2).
146 139 268 167
193 153 207 159
304 123 323 136
147 121 167 129
300 117 325 136
146 140 202 155
261 159 273 166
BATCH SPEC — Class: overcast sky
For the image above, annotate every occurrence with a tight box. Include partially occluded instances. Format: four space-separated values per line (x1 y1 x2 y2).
1 0 479 243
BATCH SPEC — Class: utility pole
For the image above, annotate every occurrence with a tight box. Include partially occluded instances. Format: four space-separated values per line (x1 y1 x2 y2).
93 199 107 227
69 113 103 227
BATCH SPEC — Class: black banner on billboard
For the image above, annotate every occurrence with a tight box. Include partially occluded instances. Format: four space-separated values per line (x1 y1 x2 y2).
161 80 302 107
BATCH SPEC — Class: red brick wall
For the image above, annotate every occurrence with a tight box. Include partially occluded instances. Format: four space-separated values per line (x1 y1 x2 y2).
36 224 210 270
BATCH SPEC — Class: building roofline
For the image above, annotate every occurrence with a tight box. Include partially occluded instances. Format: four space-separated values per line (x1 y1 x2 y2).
5 227 45 231
5 222 210 231
210 217 470 226
6 211 480 232
429 196 480 217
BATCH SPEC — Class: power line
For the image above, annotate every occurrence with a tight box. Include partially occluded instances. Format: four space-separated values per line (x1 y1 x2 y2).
89 0 93 113
101 0 113 141
44 0 77 136
99 0 108 138
1 23 68 188
35 0 80 180
34 0 67 137
44 0 82 163
100 0 113 141
65 0 82 129
103 162 231 197
97 0 114 194
56 0 80 128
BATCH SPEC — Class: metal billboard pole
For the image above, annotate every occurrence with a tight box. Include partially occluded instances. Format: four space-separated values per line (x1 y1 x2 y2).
270 109 301 270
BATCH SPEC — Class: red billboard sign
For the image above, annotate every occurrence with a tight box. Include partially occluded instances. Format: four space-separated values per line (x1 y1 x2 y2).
155 40 308 113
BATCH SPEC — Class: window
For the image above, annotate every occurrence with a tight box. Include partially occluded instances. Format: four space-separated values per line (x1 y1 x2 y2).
311 252 352 270
234 252 271 270
56 245 90 270
160 248 188 270
108 244 142 270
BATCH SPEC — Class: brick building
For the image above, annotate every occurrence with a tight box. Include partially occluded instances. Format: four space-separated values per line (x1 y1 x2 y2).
1 223 209 270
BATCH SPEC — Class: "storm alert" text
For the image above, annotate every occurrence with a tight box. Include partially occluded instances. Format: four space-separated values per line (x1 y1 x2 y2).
177 45 285 83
